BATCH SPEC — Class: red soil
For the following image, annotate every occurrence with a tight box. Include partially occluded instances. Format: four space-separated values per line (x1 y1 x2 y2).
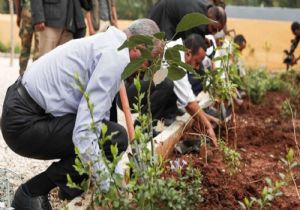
168 91 300 210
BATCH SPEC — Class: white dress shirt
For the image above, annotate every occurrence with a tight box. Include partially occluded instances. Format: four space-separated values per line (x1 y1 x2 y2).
22 27 130 190
166 39 196 109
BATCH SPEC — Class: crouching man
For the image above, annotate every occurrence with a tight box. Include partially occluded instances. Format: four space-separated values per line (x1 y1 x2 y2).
121 33 218 146
1 19 160 210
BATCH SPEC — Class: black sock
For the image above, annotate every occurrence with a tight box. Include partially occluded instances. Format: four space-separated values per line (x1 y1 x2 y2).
25 171 56 196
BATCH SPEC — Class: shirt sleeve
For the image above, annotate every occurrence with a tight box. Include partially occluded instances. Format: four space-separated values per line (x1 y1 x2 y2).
166 39 196 109
72 49 129 191
173 75 196 109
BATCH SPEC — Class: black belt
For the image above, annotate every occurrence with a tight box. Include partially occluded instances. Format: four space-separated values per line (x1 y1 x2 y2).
16 78 45 114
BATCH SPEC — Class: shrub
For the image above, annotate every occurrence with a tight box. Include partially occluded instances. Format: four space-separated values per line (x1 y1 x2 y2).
244 69 270 104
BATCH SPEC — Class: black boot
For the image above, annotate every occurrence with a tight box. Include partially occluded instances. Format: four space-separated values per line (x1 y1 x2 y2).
11 184 52 210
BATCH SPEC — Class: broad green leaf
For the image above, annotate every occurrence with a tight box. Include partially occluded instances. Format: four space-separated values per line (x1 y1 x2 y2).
176 61 195 73
121 58 145 80
171 44 187 52
153 32 165 40
175 13 211 35
139 48 153 60
167 65 186 80
118 35 154 50
165 48 181 61
143 68 152 81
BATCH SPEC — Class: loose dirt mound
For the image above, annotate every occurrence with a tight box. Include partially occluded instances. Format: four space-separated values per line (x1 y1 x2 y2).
169 91 300 209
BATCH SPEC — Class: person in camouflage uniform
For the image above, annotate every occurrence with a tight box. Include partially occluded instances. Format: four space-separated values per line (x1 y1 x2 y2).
15 0 39 75
86 0 118 35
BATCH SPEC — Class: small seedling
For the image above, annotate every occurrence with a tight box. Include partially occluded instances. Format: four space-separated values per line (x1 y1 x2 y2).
218 140 241 175
239 149 300 210
281 99 294 118
239 177 285 210
281 148 300 200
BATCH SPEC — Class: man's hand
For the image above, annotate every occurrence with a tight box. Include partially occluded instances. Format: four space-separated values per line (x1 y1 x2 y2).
206 126 218 147
111 20 118 28
35 22 45 31
89 28 96 35
186 101 218 147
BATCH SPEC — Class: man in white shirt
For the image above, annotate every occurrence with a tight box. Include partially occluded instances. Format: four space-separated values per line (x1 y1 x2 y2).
0 19 160 210
122 34 218 146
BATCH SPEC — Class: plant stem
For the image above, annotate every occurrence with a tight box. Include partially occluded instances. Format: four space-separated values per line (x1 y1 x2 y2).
231 99 238 150
290 170 300 200
147 71 154 163
288 102 300 156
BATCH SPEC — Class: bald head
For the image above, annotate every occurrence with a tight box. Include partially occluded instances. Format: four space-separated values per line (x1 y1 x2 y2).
207 6 227 34
124 18 160 37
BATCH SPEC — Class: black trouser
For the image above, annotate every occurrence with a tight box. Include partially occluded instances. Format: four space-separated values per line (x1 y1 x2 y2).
0 79 128 198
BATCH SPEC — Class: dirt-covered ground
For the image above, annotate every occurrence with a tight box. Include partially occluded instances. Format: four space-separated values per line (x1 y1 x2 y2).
168 91 300 209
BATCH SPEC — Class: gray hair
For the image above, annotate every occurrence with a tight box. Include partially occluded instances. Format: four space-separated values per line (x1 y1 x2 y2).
124 18 160 37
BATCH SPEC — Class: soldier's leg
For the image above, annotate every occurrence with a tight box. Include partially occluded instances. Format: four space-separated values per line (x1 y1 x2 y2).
19 8 34 75
32 30 39 61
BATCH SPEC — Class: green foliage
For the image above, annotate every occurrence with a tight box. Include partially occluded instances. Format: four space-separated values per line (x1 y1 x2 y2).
0 41 10 53
116 0 156 20
280 70 300 100
0 0 9 13
267 74 285 91
67 13 212 209
175 13 210 36
281 148 299 176
218 140 241 175
245 69 300 104
121 58 145 80
244 69 270 104
239 177 285 210
0 41 22 54
120 12 211 82
69 76 204 209
281 99 295 118
239 149 300 210
199 41 240 102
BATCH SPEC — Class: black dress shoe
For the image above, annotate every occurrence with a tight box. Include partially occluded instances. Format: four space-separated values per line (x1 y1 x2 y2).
11 184 52 210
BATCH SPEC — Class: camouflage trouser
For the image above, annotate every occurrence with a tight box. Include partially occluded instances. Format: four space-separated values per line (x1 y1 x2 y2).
19 7 39 75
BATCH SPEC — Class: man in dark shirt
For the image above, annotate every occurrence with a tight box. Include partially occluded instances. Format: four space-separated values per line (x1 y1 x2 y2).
290 22 300 65
149 0 227 40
